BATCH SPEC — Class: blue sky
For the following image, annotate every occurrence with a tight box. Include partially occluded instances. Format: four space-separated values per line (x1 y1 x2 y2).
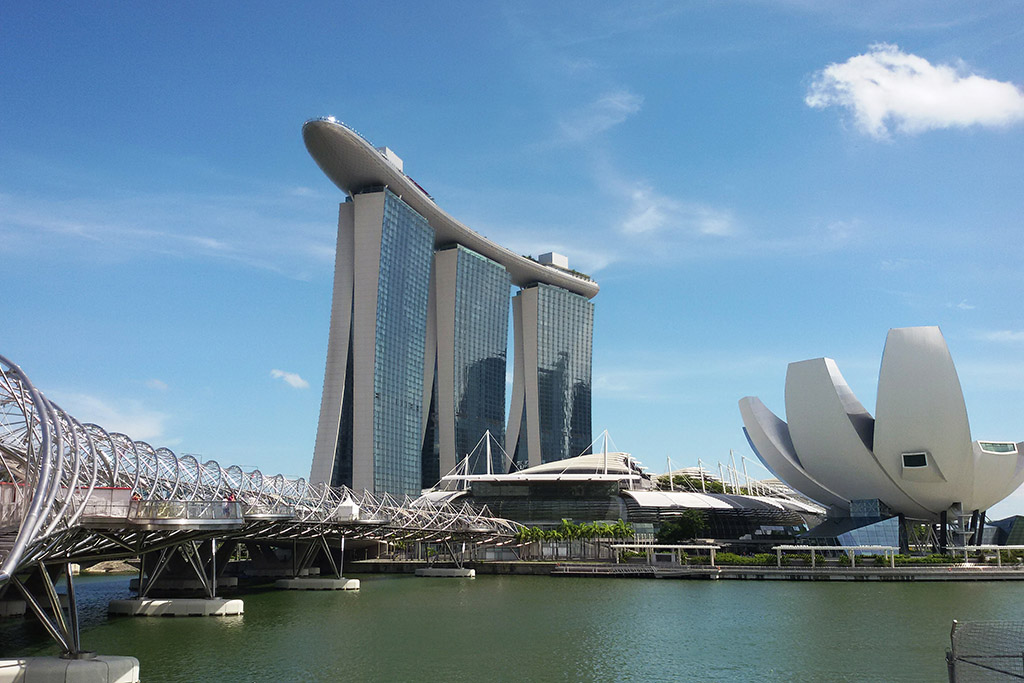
3 2 1024 515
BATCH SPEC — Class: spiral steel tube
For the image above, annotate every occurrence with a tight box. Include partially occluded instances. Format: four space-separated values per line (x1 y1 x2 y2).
0 354 519 583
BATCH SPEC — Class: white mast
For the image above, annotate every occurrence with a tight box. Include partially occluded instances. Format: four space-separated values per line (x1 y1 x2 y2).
485 430 493 476
730 449 739 493
602 430 608 476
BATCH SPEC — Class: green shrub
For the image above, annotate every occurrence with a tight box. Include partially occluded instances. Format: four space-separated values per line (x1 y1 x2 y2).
715 552 776 566
619 550 646 561
1000 550 1024 564
782 553 811 566
892 553 957 566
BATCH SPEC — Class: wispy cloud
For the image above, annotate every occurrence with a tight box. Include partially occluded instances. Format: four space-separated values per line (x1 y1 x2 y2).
558 90 643 143
271 369 310 389
476 168 858 274
593 354 793 402
977 330 1024 343
880 257 925 271
621 184 736 237
146 379 169 391
50 391 169 442
0 189 337 280
806 43 1024 138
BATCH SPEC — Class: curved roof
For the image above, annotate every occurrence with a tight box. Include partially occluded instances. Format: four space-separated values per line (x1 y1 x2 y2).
303 118 599 299
740 326 1024 520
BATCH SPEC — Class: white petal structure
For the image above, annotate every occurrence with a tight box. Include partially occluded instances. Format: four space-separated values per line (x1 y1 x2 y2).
739 397 848 510
739 326 1024 521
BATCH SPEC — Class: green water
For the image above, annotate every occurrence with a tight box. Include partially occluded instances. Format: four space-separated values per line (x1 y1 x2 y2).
3 573 1023 681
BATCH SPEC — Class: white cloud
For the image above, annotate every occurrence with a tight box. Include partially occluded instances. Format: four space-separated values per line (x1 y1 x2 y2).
880 257 924 271
621 184 736 237
146 379 169 391
270 369 310 389
954 300 976 311
559 90 643 143
0 189 337 280
50 392 169 442
806 43 1024 138
978 330 1024 343
593 354 792 402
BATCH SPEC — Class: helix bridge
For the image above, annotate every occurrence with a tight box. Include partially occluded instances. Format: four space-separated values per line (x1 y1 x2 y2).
0 353 520 657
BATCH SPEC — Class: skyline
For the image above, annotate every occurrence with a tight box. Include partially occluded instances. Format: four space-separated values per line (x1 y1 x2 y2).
3 3 1024 516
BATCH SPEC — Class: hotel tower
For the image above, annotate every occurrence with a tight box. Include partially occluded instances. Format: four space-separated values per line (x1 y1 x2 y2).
303 118 598 497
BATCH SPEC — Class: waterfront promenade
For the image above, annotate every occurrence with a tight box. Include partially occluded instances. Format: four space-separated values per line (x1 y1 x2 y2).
353 558 1024 581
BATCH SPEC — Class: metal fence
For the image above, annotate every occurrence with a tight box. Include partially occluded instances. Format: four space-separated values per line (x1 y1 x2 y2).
948 620 1024 681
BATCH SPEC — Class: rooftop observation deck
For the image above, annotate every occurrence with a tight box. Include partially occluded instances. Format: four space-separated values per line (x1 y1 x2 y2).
302 117 599 300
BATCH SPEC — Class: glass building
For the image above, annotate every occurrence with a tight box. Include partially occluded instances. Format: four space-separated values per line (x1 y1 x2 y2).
313 188 434 497
304 118 599 497
430 246 511 479
507 283 594 469
370 191 435 495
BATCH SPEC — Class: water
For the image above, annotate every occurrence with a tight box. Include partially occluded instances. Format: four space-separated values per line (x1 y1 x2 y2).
3 573 1023 681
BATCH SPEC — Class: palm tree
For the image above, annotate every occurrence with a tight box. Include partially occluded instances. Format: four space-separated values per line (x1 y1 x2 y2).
611 518 634 541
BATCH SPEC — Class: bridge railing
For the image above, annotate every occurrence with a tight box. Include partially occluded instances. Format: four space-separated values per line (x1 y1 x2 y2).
243 503 296 520
0 483 24 530
79 499 132 520
129 500 244 522
0 501 23 531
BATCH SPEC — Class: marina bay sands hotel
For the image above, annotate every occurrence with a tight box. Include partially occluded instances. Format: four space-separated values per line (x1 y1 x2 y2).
303 118 598 497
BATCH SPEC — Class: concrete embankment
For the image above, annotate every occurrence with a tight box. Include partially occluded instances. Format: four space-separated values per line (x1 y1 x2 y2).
290 558 1024 582
553 563 1024 581
351 560 555 575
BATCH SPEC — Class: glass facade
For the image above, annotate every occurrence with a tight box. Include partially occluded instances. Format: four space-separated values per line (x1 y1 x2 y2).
452 247 511 474
371 190 435 496
322 188 594 496
838 516 900 550
420 365 440 489
535 283 594 464
330 342 355 489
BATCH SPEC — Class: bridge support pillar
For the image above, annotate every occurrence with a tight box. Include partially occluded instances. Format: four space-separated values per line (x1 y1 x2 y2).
108 598 243 617
0 655 140 683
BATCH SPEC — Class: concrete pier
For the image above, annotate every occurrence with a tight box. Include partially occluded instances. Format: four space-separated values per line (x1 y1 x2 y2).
415 568 476 578
274 577 359 590
0 655 139 682
108 598 243 616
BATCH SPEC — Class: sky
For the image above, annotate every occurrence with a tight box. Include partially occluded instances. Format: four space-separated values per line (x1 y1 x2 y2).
2 2 1024 516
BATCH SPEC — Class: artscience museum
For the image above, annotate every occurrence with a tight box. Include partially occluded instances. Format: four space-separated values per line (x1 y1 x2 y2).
739 326 1024 550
